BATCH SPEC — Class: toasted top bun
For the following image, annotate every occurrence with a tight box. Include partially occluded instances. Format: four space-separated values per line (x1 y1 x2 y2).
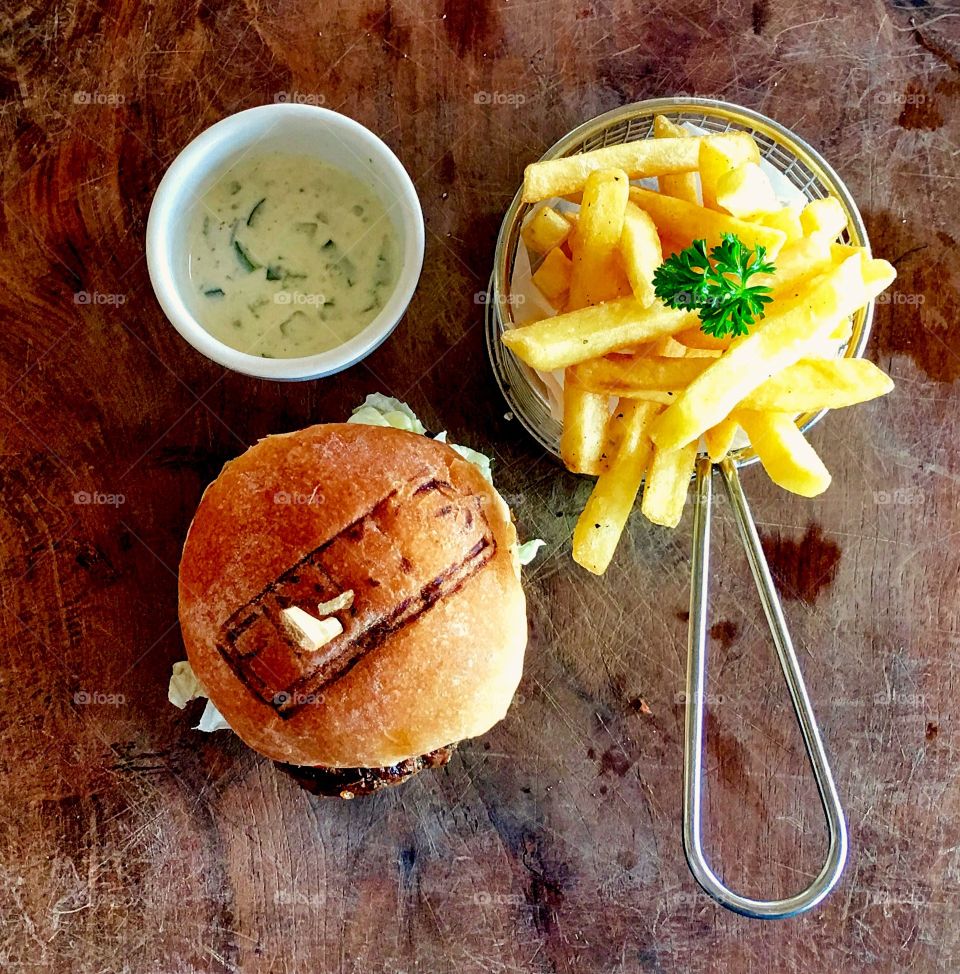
179 423 527 768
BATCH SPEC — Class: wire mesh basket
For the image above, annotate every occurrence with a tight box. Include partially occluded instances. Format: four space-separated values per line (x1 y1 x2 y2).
485 97 874 919
485 96 873 466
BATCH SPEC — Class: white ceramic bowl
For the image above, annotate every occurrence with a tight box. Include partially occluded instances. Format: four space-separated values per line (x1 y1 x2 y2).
146 104 425 380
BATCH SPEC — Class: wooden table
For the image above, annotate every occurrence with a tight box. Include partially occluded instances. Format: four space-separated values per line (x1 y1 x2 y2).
2 1 957 970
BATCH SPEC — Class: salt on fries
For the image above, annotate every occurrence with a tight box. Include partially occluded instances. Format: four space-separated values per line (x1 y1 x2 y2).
504 116 896 574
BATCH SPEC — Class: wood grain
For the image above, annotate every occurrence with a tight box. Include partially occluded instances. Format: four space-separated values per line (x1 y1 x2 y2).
1 0 958 970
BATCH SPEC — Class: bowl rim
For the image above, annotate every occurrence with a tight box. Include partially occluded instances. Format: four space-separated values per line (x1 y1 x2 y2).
488 96 875 467
146 103 425 381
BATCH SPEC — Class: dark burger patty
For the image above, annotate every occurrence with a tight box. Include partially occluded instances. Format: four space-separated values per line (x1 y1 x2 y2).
277 744 456 798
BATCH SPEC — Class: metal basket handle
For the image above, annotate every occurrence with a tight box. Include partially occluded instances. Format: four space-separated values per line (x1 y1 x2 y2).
683 455 848 918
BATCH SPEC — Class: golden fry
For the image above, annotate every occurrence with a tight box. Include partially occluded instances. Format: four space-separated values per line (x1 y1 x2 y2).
699 136 761 210
648 255 897 451
641 441 699 527
598 398 634 472
522 131 760 202
653 115 700 204
568 169 630 309
674 327 733 352
618 202 662 307
757 235 834 298
572 401 661 574
628 187 787 256
704 418 739 462
737 411 831 497
715 162 778 217
501 296 698 371
531 247 573 303
737 358 894 412
800 196 846 239
571 355 709 395
560 373 609 475
522 205 574 254
751 204 804 243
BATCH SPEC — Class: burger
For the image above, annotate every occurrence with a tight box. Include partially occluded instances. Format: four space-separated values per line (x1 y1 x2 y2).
168 396 542 797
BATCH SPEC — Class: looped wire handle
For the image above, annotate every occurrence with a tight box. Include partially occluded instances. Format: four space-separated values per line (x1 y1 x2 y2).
683 455 848 919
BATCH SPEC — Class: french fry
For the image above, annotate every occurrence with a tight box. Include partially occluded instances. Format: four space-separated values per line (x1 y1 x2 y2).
522 205 574 254
531 247 573 303
560 374 609 475
674 327 733 352
628 187 787 257
618 202 662 307
653 115 700 204
571 355 709 395
751 204 804 243
648 254 897 451
599 398 633 472
800 196 846 239
715 162 778 217
649 335 719 358
573 353 893 414
641 441 698 527
699 136 761 210
758 235 834 297
568 168 630 310
704 418 739 461
501 296 698 371
737 358 894 411
573 401 661 574
736 411 831 497
522 131 760 203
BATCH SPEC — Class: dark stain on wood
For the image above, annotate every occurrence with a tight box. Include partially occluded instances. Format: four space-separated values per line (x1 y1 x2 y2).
709 619 740 651
761 523 841 603
898 81 943 130
442 0 501 56
706 722 748 791
751 0 770 34
520 834 569 935
599 746 632 777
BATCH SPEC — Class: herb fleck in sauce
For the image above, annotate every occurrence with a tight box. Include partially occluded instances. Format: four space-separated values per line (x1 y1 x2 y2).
187 153 399 358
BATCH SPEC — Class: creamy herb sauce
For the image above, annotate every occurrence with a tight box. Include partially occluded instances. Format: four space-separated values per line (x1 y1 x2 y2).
186 153 398 358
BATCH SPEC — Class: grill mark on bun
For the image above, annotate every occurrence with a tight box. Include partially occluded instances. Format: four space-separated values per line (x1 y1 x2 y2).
215 475 497 716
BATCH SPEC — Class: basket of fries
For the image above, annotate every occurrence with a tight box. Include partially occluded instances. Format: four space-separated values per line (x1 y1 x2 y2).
485 97 898 919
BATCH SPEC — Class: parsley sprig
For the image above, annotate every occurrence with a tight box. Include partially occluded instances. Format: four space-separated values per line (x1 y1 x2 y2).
652 233 776 338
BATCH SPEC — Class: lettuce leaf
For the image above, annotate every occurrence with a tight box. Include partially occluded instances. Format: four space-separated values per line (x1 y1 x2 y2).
168 659 205 709
348 394 426 434
167 660 233 732
517 539 546 565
